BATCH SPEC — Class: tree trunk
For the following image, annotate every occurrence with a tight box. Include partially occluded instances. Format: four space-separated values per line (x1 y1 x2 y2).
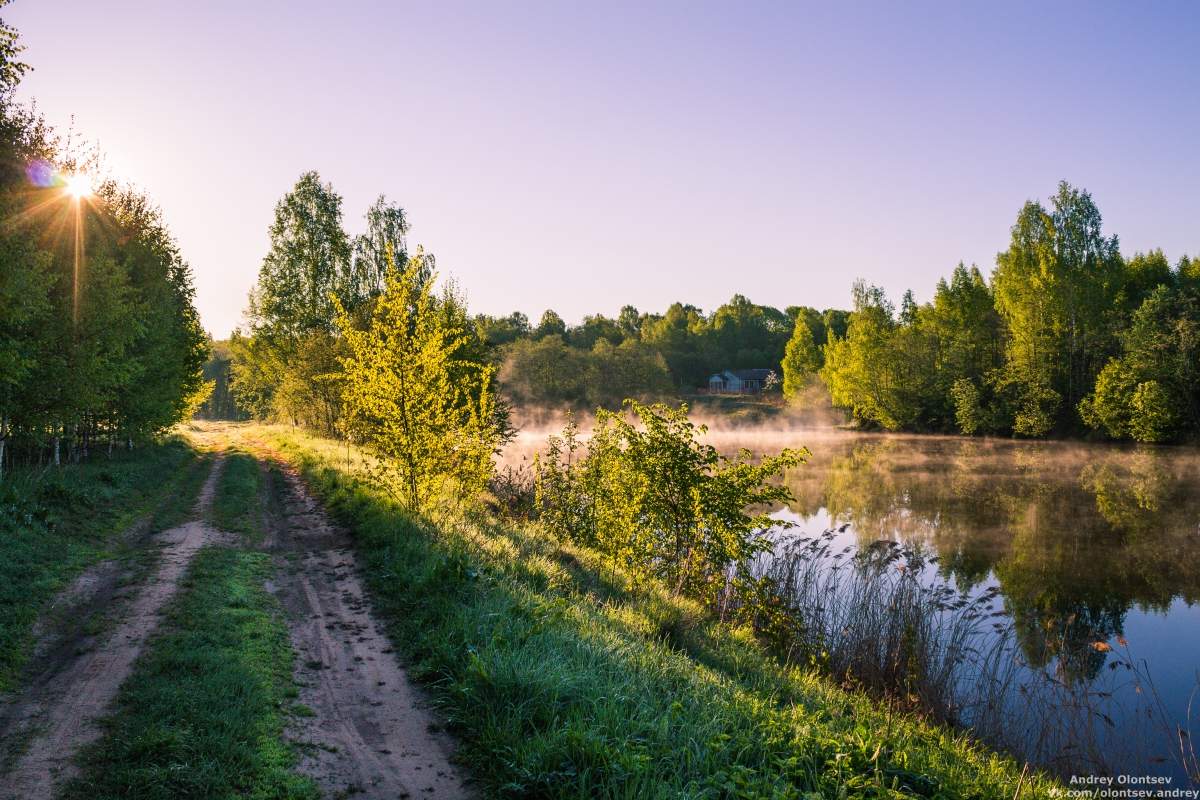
53 435 61 467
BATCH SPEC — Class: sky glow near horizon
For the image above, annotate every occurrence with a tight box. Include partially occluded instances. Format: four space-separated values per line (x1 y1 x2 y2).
8 1 1200 337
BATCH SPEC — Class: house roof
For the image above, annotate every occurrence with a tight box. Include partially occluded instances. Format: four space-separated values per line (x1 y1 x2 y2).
730 369 774 380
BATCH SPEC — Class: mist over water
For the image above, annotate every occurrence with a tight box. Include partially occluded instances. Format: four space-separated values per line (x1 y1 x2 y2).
503 420 1200 781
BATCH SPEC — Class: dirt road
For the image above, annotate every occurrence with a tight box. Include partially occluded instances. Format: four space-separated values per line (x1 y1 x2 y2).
265 460 471 799
0 457 228 799
0 437 471 799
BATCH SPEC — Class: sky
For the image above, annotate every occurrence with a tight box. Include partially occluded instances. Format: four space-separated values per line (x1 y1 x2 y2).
8 1 1200 337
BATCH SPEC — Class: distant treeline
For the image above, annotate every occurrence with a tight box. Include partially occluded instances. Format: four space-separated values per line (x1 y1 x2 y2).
0 19 207 475
478 301 849 408
476 185 1200 444
817 183 1199 442
223 171 847 432
222 172 1197 444
194 341 248 422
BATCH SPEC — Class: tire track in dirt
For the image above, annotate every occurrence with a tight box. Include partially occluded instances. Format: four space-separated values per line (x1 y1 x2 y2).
0 456 227 799
266 462 472 799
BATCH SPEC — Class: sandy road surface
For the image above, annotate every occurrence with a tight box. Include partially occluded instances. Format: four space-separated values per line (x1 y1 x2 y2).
0 457 227 799
266 461 472 799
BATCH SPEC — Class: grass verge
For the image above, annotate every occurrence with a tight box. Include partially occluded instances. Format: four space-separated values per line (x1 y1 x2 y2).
0 437 207 691
248 425 1057 799
64 546 318 800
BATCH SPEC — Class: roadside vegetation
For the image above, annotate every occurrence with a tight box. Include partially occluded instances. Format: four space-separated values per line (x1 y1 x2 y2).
0 437 205 691
212 169 1067 793
0 9 208 477
246 423 1053 799
65 545 317 800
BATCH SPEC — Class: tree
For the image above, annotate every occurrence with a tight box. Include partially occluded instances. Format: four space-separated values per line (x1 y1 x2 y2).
567 313 626 350
992 182 1123 436
251 171 353 340
237 172 354 432
536 401 804 602
781 315 819 402
534 309 567 339
337 255 501 514
349 194 411 305
1080 284 1200 441
0 5 206 472
821 282 937 430
618 304 642 338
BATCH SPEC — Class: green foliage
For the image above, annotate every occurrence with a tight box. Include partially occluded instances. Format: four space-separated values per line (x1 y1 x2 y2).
256 425 1055 800
337 254 502 514
536 401 805 602
501 335 672 409
1080 284 1200 441
195 339 249 420
1129 380 1176 443
349 194 412 302
476 295 846 399
66 547 319 800
1079 359 1136 438
0 0 29 98
950 378 985 435
820 184 1195 441
250 171 352 340
0 439 202 690
534 308 567 339
781 314 819 402
0 76 206 470
992 182 1123 435
821 281 938 430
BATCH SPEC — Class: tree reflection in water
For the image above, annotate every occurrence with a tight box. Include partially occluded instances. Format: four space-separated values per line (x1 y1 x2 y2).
766 434 1200 782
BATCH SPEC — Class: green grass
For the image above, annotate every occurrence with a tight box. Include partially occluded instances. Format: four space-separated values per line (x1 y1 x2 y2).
0 438 207 692
252 426 1057 800
65 546 318 800
210 451 264 541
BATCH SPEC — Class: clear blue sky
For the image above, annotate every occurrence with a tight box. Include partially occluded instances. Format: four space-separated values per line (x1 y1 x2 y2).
9 1 1199 337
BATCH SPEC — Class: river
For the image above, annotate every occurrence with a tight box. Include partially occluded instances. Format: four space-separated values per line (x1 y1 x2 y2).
506 426 1200 783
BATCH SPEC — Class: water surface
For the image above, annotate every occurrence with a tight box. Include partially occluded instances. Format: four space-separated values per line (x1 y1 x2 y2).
508 428 1200 782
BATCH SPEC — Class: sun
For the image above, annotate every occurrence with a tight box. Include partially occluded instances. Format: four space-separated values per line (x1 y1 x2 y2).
64 172 93 199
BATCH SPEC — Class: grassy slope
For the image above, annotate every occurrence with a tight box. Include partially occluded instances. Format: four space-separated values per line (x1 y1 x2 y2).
251 426 1056 800
66 446 317 800
0 438 209 691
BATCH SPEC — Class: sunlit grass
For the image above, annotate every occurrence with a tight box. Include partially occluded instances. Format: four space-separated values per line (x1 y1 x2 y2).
238 423 1058 798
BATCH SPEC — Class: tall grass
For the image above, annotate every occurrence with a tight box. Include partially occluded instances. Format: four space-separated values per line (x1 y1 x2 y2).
743 530 1200 784
742 531 1003 720
246 425 1056 799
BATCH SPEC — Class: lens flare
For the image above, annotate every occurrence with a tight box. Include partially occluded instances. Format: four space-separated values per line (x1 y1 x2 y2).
65 173 93 199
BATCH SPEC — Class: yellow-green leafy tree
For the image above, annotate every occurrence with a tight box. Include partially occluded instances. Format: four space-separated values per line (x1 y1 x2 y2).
336 252 501 514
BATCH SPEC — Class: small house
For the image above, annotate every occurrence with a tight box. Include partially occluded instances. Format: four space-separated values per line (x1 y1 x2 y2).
705 369 775 394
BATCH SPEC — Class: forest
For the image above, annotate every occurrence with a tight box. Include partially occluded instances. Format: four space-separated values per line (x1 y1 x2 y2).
213 172 1198 445
0 22 207 476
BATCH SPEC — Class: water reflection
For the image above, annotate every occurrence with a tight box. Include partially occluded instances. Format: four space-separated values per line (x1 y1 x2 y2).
502 429 1200 779
770 433 1200 779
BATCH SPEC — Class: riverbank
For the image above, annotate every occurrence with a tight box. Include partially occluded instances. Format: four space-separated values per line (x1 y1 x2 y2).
237 422 1056 799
